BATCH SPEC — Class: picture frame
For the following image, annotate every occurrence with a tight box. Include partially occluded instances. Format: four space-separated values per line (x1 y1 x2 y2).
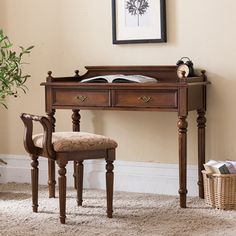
112 0 167 44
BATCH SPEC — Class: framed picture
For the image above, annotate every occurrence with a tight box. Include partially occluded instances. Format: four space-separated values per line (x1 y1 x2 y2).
112 0 167 44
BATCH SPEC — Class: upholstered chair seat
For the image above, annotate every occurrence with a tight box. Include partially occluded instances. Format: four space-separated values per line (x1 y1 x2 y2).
33 132 117 152
20 113 117 224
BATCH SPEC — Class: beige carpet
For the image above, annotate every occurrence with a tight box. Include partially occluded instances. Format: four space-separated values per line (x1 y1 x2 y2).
0 183 236 236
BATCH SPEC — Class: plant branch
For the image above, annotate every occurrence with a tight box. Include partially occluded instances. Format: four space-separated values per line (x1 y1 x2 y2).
0 29 34 108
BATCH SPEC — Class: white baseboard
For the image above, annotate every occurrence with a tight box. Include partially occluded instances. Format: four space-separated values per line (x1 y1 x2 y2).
0 154 199 196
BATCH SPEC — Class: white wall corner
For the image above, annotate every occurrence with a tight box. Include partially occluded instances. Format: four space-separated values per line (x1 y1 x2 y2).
0 154 199 196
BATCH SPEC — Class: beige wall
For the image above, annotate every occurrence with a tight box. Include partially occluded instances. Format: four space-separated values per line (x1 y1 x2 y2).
0 0 236 164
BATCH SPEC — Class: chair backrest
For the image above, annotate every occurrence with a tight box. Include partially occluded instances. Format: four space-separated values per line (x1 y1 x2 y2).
20 113 55 158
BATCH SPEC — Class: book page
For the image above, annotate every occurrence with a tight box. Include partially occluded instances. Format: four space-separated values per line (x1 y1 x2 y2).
81 74 158 83
81 74 124 83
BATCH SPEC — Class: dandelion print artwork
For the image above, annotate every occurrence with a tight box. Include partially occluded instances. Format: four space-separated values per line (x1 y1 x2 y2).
125 0 150 27
112 0 166 44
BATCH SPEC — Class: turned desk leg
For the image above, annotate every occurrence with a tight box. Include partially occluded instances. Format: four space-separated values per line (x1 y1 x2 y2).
48 160 56 198
47 110 56 198
72 109 81 189
197 109 206 199
178 116 188 208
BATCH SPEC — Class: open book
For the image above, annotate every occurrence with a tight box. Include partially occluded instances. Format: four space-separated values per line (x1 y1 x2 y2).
81 74 158 83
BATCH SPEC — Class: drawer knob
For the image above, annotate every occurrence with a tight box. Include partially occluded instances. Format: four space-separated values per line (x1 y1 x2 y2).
138 96 151 103
76 95 87 102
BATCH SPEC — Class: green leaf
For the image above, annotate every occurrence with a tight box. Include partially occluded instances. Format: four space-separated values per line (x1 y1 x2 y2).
26 45 34 50
0 102 8 109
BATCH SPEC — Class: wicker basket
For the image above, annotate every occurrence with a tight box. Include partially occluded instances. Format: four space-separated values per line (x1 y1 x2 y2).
202 170 236 210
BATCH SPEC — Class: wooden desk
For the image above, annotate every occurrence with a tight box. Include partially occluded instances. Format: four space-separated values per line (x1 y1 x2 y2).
41 65 209 208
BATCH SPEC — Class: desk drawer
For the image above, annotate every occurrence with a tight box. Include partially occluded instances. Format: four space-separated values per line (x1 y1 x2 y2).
53 89 110 107
113 90 178 108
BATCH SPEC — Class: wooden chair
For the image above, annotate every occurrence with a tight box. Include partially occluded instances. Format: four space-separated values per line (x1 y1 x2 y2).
20 113 117 224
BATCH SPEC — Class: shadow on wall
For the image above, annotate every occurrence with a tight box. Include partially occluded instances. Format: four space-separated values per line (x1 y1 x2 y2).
206 71 236 161
0 2 11 153
0 106 10 153
90 109 179 163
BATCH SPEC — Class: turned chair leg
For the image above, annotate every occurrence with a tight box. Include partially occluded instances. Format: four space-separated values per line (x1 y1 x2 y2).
106 158 114 218
76 161 84 206
57 160 68 224
31 155 39 213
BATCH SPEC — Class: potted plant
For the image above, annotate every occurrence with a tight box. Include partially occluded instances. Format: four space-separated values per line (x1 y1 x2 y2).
0 29 34 168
